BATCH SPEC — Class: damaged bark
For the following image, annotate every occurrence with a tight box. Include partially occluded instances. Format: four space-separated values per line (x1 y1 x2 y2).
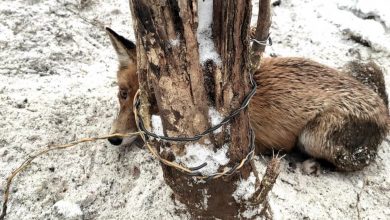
129 0 262 218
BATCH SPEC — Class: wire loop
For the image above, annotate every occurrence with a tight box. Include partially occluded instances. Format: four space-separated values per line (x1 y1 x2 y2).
251 33 272 46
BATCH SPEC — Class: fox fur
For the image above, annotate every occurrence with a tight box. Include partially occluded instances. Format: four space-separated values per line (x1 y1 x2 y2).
106 27 389 171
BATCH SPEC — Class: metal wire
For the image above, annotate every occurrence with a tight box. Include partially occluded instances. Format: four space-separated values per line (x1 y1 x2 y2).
132 70 257 180
251 33 273 46
134 70 257 142
136 111 255 179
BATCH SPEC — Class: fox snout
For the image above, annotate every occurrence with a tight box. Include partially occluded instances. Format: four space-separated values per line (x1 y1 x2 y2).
108 116 126 146
108 136 123 146
109 110 139 146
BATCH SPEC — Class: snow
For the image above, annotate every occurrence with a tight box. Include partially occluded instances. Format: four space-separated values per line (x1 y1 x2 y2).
241 206 261 219
0 23 13 42
338 0 390 29
320 1 390 52
232 172 257 202
202 189 209 209
197 0 221 64
175 143 229 176
208 107 223 133
169 37 180 47
0 0 390 219
151 115 164 136
53 200 83 218
268 196 281 220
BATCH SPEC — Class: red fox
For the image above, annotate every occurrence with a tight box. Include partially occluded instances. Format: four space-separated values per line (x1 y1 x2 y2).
106 27 389 171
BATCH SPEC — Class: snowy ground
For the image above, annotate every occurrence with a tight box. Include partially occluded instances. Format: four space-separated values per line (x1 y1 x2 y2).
1 0 390 219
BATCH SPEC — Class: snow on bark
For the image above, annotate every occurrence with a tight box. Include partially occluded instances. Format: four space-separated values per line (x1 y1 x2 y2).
197 0 221 64
208 107 223 133
175 142 230 176
151 115 164 136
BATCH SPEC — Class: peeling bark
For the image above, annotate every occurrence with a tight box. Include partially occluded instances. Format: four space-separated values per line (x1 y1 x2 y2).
129 0 257 218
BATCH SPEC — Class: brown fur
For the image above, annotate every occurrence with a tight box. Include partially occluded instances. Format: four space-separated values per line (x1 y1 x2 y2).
344 61 388 107
112 63 139 134
251 57 389 170
106 28 139 145
107 28 389 171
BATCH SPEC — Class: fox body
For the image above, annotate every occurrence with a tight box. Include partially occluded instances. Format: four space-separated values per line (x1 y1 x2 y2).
106 28 389 171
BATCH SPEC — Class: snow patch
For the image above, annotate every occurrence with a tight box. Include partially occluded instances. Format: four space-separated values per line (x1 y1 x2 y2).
176 143 229 176
233 172 257 202
0 23 13 42
202 189 210 209
268 195 281 220
320 1 390 52
151 115 164 136
170 38 180 47
240 206 261 219
208 107 224 133
338 0 390 29
197 0 221 64
53 200 83 218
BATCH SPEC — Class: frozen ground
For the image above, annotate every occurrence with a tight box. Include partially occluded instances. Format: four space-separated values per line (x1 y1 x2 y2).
0 0 389 219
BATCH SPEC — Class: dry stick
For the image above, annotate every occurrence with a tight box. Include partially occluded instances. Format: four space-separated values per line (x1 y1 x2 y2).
356 177 367 220
0 132 140 220
250 160 262 189
252 157 281 204
64 6 105 30
250 0 272 71
251 156 282 219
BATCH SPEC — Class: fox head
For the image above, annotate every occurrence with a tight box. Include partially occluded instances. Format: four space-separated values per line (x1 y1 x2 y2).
106 27 139 146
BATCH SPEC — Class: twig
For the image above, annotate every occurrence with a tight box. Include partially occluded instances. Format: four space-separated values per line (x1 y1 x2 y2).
356 177 367 220
0 132 140 220
55 0 105 30
250 0 272 71
254 157 281 203
64 6 105 30
250 159 261 189
251 155 282 218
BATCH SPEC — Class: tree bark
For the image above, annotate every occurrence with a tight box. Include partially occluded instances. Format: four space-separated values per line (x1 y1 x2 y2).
129 0 256 218
250 0 272 70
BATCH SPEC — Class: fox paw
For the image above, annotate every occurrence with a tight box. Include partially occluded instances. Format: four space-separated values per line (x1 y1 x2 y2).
302 159 321 176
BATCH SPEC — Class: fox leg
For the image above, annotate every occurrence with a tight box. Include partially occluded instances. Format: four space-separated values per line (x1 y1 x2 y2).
298 110 385 171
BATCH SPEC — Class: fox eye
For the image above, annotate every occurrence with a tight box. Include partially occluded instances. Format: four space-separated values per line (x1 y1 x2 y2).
119 89 128 100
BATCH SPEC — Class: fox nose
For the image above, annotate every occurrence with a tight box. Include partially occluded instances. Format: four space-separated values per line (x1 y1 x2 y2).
108 136 123 146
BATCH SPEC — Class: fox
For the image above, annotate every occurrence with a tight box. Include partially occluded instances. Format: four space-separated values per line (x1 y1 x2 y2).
105 27 389 171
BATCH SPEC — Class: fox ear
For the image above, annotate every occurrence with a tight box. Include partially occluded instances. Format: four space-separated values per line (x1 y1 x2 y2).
106 27 136 68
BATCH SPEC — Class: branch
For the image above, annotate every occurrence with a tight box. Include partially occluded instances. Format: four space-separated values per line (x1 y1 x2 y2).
250 0 272 71
252 156 281 204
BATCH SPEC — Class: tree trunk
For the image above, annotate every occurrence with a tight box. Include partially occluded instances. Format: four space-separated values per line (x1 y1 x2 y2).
129 0 257 218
